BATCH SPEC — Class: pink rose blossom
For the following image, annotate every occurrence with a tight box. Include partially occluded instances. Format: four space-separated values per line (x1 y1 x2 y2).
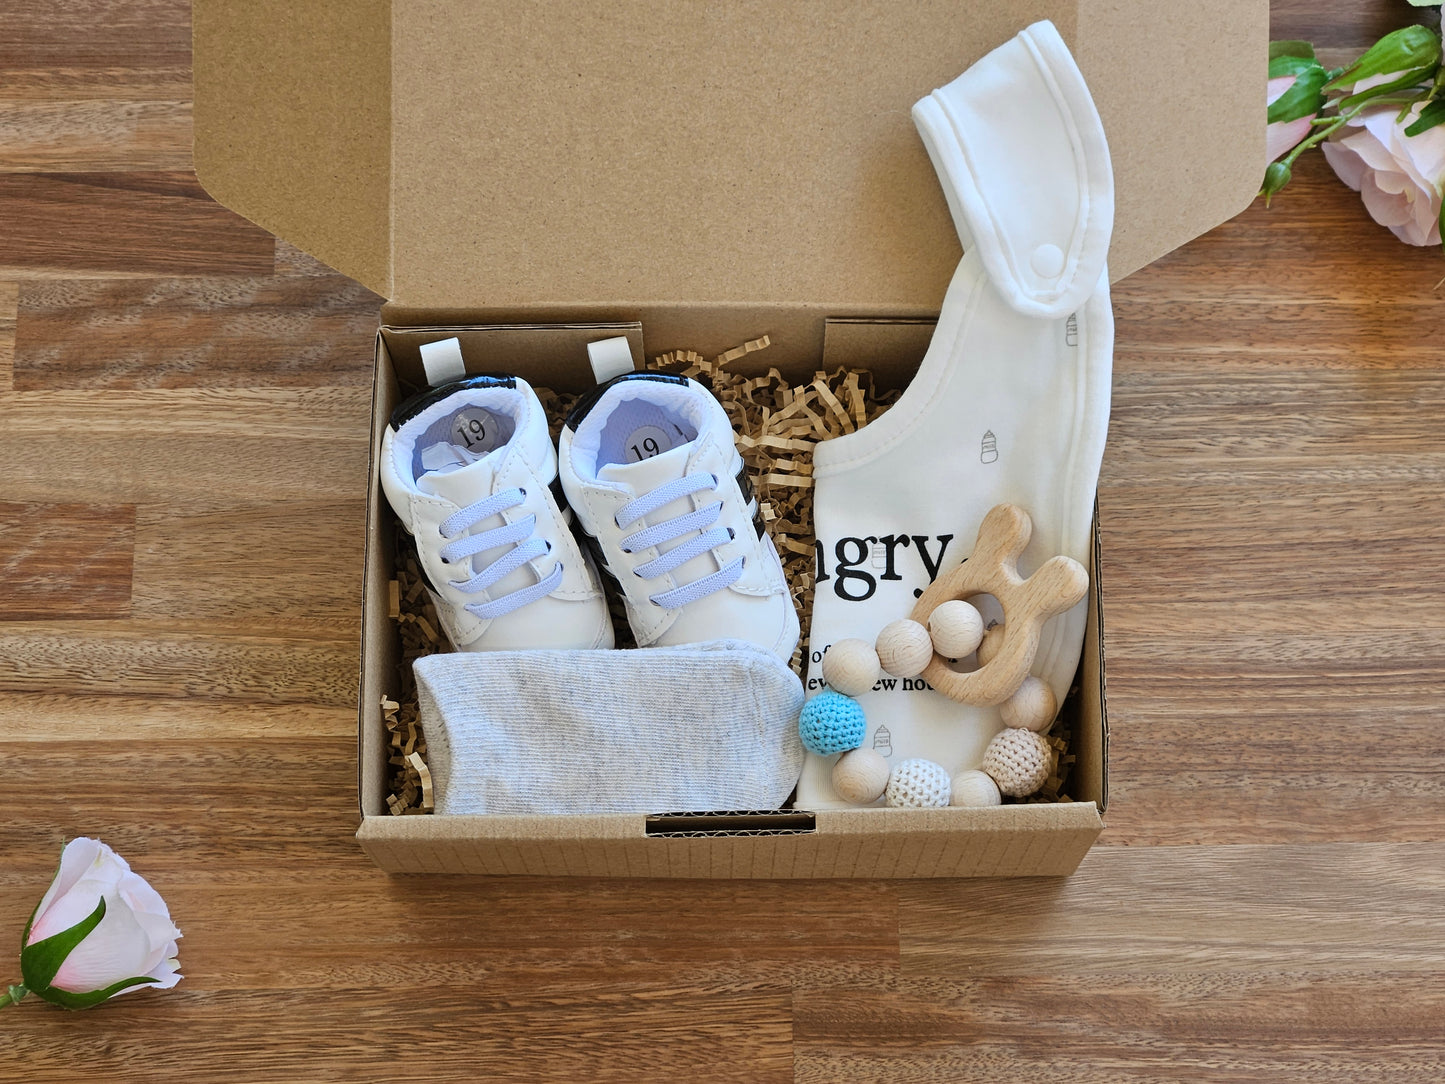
25 838 182 1000
1323 98 1445 246
1266 74 1317 162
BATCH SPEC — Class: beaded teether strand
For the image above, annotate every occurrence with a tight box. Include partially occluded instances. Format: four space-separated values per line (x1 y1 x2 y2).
804 503 1083 805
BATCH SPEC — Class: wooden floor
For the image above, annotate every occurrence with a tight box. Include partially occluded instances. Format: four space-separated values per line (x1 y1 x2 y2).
2 2 1442 1080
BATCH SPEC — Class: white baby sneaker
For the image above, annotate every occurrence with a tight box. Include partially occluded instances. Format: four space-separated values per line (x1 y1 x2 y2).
380 373 614 652
558 373 799 661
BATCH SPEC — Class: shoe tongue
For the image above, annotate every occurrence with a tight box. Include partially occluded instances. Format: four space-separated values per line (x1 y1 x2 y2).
597 443 693 491
416 441 499 504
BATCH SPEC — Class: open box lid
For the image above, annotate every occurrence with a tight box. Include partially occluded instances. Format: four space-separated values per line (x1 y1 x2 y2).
193 0 1265 309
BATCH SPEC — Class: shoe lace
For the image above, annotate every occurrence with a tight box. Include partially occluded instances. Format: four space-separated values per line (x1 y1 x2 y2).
615 472 743 609
438 487 563 620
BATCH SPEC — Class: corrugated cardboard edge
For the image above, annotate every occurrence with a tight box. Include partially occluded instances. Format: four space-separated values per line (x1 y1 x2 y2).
356 804 1102 879
1091 512 1109 811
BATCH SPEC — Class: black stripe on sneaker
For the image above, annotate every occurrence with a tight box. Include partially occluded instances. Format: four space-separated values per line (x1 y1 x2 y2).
549 475 568 512
577 527 623 591
736 465 767 538
735 464 755 504
389 373 518 431
563 372 690 433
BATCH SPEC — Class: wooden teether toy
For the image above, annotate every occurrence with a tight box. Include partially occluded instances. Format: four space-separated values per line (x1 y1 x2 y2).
909 504 1087 706
975 622 1005 666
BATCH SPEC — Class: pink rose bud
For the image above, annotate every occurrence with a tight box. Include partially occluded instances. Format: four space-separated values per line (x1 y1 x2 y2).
1266 74 1316 163
1260 160 1292 206
11 838 182 1010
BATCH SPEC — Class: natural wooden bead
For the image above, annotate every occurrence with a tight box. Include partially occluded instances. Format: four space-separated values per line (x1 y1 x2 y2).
975 623 1005 665
822 638 881 697
831 747 891 805
950 769 1002 808
928 600 984 659
980 728 1053 797
1000 675 1057 732
884 758 951 808
875 619 933 678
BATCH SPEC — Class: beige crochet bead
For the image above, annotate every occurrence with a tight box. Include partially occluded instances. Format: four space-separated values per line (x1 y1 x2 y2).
928 600 984 659
831 747 891 805
950 769 1002 808
980 728 1053 798
884 758 952 808
1000 675 1057 732
876 619 933 678
822 638 881 697
975 622 1005 665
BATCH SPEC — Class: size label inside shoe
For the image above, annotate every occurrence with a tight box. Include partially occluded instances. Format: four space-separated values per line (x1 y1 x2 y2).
448 407 506 455
624 425 676 462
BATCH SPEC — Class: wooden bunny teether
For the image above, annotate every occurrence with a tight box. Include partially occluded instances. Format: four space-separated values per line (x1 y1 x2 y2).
909 503 1087 705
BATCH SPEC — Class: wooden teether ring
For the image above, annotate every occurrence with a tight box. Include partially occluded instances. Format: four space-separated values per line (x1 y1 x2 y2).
908 504 1088 706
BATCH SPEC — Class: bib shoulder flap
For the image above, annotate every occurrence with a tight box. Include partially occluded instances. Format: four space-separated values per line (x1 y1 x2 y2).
911 20 1113 318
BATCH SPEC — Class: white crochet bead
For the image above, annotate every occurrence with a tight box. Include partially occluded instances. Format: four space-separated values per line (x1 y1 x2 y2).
980 728 1053 798
822 638 882 697
831 747 891 805
884 758 951 808
928 600 984 659
876 619 934 678
1000 675 1057 732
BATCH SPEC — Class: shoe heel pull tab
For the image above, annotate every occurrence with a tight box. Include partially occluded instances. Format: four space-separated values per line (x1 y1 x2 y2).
420 336 468 387
587 336 637 384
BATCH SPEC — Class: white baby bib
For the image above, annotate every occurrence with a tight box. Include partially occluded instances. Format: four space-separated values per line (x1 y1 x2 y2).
796 21 1114 809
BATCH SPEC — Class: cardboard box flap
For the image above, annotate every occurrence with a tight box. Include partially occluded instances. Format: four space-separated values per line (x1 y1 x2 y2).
193 1 391 297
195 0 1264 310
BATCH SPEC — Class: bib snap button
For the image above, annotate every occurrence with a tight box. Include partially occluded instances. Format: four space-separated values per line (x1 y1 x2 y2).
1030 243 1065 278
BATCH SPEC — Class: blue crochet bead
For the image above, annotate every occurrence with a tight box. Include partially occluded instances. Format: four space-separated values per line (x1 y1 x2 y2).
798 690 867 756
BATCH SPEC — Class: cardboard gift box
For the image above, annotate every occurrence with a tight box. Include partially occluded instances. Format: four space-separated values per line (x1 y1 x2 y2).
191 0 1265 877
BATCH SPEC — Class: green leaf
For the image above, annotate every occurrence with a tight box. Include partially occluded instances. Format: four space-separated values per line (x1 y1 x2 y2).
1327 26 1442 90
32 975 161 1011
1337 67 1436 112
21 897 40 948
1268 61 1330 124
1407 1 1441 7
1405 97 1445 135
1269 54 1321 79
19 897 107 994
1270 40 1317 61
